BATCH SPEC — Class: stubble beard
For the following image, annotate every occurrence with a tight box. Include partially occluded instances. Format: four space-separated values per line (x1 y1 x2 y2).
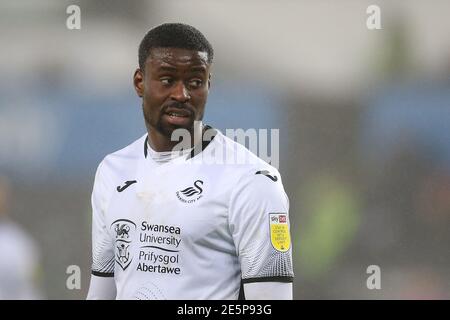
142 104 200 141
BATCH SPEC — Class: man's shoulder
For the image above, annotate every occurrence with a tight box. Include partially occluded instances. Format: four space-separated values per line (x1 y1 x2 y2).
96 134 147 174
202 131 282 192
216 131 279 174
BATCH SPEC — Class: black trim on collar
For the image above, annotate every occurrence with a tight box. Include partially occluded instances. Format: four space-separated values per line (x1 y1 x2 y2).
143 125 218 160
144 136 148 158
186 125 217 160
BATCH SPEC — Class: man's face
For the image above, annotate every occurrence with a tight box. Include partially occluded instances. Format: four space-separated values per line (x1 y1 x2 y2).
134 47 211 138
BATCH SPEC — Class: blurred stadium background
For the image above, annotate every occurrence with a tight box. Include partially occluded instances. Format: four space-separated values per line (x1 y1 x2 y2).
0 0 449 299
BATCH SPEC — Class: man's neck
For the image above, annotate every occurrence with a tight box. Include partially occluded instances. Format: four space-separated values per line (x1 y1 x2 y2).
147 124 204 152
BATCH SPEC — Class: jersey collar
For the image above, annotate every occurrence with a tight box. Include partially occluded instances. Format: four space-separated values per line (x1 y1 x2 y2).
143 125 217 160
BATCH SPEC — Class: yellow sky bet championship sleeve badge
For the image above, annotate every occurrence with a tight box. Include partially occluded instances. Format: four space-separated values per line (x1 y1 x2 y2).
269 213 291 252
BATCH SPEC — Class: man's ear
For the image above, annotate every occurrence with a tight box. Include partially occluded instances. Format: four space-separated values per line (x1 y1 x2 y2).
133 68 144 98
208 73 212 90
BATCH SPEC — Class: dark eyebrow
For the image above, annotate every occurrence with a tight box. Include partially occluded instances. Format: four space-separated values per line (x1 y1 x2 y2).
158 65 177 72
190 66 207 72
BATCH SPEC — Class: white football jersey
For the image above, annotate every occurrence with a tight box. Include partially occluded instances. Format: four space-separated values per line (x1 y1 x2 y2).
90 127 293 299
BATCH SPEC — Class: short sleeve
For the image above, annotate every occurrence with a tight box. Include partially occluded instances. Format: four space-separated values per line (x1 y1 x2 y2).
91 162 115 277
229 168 294 283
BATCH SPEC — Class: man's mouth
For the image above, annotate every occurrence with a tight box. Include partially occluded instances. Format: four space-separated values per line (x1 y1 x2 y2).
163 109 193 126
167 112 189 118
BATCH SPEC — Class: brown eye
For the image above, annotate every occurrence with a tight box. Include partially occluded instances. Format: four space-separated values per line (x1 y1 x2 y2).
189 79 203 88
160 78 173 85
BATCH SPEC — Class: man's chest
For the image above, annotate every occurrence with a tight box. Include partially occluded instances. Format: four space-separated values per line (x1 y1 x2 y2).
103 163 236 270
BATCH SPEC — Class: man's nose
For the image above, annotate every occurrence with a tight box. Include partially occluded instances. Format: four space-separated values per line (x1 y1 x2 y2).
170 81 190 102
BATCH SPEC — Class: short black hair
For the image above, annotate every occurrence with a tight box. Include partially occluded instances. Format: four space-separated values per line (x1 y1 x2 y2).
138 23 214 70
